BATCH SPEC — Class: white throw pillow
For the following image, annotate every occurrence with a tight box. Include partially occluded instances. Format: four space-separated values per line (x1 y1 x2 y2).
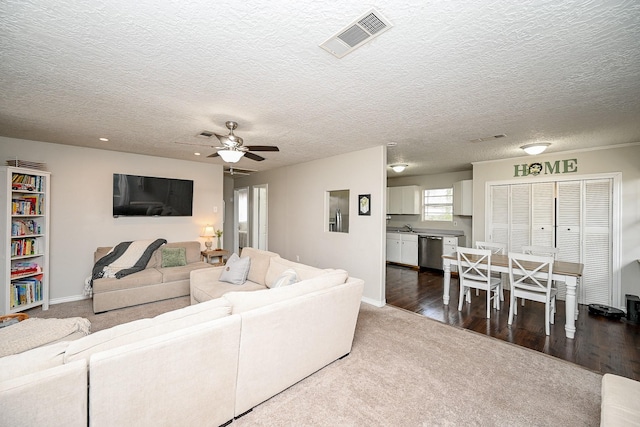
219 253 251 285
270 268 298 288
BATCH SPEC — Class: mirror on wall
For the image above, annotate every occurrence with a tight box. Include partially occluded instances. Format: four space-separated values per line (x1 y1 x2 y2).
327 190 349 233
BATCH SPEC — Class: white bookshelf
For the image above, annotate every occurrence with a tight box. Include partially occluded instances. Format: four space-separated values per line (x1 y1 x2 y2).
0 166 50 314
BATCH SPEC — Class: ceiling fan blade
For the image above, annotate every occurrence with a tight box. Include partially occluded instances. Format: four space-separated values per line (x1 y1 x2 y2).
244 145 280 152
244 152 265 161
207 152 220 158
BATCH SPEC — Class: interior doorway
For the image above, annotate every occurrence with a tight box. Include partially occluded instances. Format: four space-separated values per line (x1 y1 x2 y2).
234 187 249 254
252 184 268 250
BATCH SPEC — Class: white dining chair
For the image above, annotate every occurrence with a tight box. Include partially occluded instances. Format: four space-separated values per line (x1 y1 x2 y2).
475 241 507 301
457 247 501 318
522 245 559 259
507 252 557 335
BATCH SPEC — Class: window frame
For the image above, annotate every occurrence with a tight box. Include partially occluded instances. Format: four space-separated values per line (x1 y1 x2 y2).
422 187 454 222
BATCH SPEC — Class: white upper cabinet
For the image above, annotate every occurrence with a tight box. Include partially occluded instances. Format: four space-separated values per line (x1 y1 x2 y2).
387 185 420 215
453 180 473 216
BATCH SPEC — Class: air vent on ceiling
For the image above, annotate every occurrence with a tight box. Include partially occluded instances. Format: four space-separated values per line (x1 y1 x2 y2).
469 134 507 143
197 130 215 138
224 167 255 176
320 8 393 59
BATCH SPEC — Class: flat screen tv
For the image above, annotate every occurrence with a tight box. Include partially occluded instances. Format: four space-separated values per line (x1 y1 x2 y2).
113 174 193 217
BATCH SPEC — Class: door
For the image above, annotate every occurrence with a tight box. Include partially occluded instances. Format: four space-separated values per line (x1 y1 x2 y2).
234 187 249 254
251 184 268 250
487 176 616 306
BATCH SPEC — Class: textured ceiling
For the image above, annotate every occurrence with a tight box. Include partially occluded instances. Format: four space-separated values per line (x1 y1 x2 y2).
1 0 639 176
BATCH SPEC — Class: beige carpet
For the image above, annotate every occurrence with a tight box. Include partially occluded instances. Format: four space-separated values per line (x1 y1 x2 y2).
26 298 602 426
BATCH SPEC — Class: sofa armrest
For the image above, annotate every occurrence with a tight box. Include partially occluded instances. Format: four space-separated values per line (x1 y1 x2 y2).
190 266 225 304
0 359 88 427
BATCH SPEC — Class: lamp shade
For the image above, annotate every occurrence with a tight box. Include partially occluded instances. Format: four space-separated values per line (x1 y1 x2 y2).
201 225 215 237
521 143 550 155
218 149 245 163
390 164 407 173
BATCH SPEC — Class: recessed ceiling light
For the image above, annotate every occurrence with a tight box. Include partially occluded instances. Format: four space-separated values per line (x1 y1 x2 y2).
194 152 201 156
99 137 109 142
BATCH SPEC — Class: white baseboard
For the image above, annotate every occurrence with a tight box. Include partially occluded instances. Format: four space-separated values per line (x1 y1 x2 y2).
50 294 89 305
361 296 385 307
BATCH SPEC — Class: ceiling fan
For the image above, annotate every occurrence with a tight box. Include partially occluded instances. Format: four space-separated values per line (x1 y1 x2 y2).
176 121 279 163
177 120 279 163
223 166 255 176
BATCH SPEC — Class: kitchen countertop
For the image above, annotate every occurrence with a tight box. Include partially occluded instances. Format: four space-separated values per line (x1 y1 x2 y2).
386 227 464 237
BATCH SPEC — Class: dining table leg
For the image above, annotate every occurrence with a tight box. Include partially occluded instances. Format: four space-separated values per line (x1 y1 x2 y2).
565 276 578 339
443 260 451 305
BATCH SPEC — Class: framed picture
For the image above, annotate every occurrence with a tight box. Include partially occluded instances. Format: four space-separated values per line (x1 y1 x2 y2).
358 194 371 216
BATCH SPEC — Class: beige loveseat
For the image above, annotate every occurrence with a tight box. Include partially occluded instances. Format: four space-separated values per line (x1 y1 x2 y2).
92 241 213 313
0 249 364 427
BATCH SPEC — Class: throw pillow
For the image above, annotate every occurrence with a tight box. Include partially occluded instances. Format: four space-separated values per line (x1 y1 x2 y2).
219 253 251 285
270 268 298 288
161 247 187 268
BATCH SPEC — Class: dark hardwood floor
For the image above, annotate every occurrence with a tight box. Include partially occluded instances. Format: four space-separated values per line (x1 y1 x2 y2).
385 264 640 381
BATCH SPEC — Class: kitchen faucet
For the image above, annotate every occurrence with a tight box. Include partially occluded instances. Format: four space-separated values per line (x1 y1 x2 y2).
404 224 413 232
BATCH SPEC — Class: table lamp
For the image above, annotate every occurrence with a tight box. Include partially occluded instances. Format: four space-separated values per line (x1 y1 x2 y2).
201 224 216 250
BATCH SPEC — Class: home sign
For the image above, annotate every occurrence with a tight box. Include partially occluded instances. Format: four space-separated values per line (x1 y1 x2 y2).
513 158 578 177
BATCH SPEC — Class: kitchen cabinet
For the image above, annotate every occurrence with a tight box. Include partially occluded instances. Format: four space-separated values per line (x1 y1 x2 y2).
387 185 420 215
453 180 472 216
386 233 401 263
442 236 459 257
386 233 418 266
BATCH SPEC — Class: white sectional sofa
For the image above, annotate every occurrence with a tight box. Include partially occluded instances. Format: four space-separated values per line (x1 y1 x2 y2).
0 248 364 427
601 373 640 426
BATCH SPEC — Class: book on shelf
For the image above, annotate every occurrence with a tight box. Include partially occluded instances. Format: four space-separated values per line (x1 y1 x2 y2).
11 219 40 236
10 275 43 308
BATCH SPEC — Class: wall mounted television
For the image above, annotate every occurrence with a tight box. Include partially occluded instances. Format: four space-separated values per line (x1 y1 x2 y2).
113 174 194 217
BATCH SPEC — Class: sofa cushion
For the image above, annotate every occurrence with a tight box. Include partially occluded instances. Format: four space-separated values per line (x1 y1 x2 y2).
271 268 298 288
265 257 326 288
152 241 202 266
191 280 267 304
219 253 251 285
240 247 280 286
64 301 232 363
158 261 212 283
0 341 70 382
92 267 164 292
223 269 348 314
161 247 187 267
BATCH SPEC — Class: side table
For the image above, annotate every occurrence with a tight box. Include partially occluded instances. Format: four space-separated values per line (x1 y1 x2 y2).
201 249 230 266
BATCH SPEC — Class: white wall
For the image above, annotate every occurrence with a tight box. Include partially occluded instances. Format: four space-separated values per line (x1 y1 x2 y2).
1 137 224 302
387 170 473 246
472 143 640 304
233 146 387 305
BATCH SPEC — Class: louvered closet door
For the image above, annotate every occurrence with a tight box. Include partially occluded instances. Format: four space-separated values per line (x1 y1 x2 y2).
489 185 509 246
582 179 612 305
556 180 582 301
509 184 531 252
531 182 555 247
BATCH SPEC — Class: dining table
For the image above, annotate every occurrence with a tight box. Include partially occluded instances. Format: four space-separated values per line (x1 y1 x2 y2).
442 252 584 339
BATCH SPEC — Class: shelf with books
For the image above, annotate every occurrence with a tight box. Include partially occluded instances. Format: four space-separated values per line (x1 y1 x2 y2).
1 166 50 314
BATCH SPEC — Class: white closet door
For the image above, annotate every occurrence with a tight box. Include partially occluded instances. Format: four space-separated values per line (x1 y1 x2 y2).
531 182 555 247
509 184 531 252
489 185 509 246
582 179 612 305
556 180 582 301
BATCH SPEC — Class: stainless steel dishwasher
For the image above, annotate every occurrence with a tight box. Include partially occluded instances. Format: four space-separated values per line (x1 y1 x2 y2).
418 235 444 270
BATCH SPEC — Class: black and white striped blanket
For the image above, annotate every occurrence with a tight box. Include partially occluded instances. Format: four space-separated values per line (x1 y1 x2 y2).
84 238 167 296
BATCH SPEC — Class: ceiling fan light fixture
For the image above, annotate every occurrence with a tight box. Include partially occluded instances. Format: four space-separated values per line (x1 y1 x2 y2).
521 143 550 155
218 150 245 163
390 164 407 173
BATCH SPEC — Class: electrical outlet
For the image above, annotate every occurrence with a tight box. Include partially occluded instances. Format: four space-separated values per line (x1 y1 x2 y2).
213 206 218 213
296 255 300 262
453 221 458 226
